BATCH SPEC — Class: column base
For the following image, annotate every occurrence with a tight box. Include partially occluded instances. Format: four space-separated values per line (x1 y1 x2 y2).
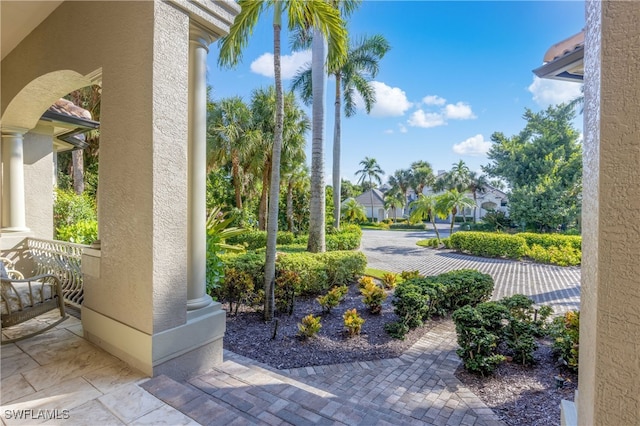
1 227 30 233
187 293 213 311
82 302 225 379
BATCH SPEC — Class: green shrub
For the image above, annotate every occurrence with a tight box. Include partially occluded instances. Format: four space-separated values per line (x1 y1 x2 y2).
278 253 329 295
275 270 302 315
221 252 265 290
360 281 387 314
549 310 580 371
452 305 506 376
358 276 375 289
317 251 366 286
343 309 365 337
56 220 98 245
441 238 452 249
518 232 581 251
450 232 528 259
527 244 581 266
325 225 362 251
216 268 254 315
388 269 494 339
298 314 322 339
389 223 427 230
384 321 410 339
317 285 348 313
227 231 297 250
399 270 422 281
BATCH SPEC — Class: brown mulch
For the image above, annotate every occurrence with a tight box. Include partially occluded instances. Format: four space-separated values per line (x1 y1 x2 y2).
455 339 578 426
222 282 577 426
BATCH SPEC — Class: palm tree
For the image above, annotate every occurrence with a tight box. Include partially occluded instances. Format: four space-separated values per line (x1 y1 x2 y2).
206 96 255 210
355 157 384 221
410 160 434 195
387 168 412 208
219 0 347 320
283 164 309 233
436 189 476 235
409 194 441 241
341 198 367 223
384 190 404 222
449 160 471 192
466 171 489 222
292 34 389 232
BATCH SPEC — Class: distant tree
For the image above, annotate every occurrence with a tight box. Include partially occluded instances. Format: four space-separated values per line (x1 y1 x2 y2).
410 160 434 195
483 104 582 231
388 168 412 207
466 171 489 222
355 157 384 220
384 190 404 222
436 189 475 235
341 198 367 223
340 179 361 199
409 194 442 241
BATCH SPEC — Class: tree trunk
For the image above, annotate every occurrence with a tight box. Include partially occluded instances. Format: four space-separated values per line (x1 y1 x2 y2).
231 150 243 210
72 149 85 195
258 162 270 231
332 72 342 229
450 206 457 235
286 179 294 232
307 28 326 253
369 181 375 221
431 215 441 242
264 7 284 321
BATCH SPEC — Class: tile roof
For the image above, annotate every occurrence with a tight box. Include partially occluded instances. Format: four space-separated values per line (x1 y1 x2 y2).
542 30 584 63
47 98 92 120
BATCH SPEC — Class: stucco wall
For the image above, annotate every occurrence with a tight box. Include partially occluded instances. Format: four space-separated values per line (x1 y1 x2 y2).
1 1 189 335
23 131 54 240
580 1 640 424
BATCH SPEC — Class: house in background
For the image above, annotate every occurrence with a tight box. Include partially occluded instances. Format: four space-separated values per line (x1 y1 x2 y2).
1 0 240 380
534 2 640 425
355 189 391 221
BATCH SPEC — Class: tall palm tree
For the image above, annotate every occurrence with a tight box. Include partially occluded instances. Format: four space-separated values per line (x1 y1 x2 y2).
410 160 434 195
449 160 471 192
219 0 346 320
466 171 489 222
355 157 384 220
292 34 389 232
384 190 404 222
387 168 412 207
409 194 441 241
436 189 476 235
206 96 255 210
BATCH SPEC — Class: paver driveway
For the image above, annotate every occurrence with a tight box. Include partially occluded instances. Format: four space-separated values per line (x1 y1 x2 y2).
361 229 581 314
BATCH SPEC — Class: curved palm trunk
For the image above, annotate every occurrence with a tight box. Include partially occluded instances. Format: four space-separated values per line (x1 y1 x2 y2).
307 28 326 253
332 72 342 229
430 212 441 242
264 5 284 320
231 150 243 209
450 206 457 235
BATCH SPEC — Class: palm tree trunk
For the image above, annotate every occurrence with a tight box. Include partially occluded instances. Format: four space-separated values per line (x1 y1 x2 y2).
450 207 457 235
307 28 326 253
286 179 294 232
332 72 342 230
72 150 84 195
264 5 284 321
259 162 270 231
369 179 375 221
231 150 243 210
473 191 477 223
431 215 441 242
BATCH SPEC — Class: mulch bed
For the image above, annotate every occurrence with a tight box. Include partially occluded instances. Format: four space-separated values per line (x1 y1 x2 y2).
222 282 577 426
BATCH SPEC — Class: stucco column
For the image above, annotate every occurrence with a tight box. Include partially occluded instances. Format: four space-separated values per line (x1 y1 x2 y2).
186 24 214 311
1 129 30 232
578 1 640 425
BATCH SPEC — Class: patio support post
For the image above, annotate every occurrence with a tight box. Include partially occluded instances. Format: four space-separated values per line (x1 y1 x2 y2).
186 24 214 311
1 129 30 232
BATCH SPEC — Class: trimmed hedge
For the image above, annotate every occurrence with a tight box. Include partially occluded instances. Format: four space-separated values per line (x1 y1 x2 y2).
389 223 427 230
517 232 581 251
229 226 362 252
221 250 366 296
387 269 494 338
227 231 296 250
450 232 528 259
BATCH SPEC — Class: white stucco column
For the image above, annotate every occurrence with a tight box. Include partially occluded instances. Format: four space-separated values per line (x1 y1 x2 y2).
1 129 30 232
187 24 214 311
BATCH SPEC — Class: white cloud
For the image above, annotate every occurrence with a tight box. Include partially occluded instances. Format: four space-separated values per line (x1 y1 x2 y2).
422 95 446 106
384 129 394 134
452 134 492 156
408 110 446 128
399 124 408 133
528 76 583 107
444 102 476 120
357 81 412 117
250 50 311 79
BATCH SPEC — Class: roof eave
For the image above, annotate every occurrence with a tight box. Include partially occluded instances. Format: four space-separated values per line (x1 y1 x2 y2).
533 46 584 82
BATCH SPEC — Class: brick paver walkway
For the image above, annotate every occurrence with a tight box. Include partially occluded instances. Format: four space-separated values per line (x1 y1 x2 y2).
142 229 580 425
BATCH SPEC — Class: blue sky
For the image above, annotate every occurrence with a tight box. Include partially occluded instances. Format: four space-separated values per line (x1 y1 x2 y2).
206 1 584 184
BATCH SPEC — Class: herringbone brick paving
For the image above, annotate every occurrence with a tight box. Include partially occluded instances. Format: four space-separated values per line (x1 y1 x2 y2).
143 229 579 425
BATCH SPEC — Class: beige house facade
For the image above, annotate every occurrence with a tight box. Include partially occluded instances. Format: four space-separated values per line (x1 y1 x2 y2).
1 1 239 379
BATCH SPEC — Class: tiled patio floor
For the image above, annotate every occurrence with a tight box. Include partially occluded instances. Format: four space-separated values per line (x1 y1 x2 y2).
1 312 197 425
